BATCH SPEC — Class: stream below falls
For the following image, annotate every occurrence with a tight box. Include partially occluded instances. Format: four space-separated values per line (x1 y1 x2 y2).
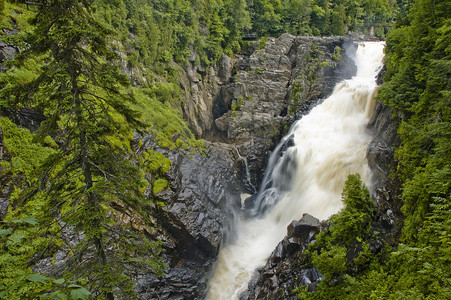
207 41 385 299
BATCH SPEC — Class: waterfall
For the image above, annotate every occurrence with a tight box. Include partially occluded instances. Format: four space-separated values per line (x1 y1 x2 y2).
235 147 258 195
207 41 385 299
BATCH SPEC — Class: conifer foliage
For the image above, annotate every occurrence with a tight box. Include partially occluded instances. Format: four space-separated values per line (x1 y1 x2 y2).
297 0 450 298
1 0 165 298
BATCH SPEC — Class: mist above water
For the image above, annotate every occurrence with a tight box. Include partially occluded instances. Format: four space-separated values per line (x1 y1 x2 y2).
207 42 385 299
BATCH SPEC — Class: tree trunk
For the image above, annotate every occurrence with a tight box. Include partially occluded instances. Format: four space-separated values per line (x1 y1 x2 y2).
72 73 112 299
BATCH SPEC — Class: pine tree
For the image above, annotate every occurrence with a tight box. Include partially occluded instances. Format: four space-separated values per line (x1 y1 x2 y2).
1 0 165 298
330 4 346 35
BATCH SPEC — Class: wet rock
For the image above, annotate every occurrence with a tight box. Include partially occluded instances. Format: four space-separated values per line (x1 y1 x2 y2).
0 197 9 220
287 213 321 240
245 214 323 299
366 99 403 238
299 268 324 292
135 140 242 299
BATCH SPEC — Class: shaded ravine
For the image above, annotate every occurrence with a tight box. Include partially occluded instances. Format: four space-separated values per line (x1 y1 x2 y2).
206 42 385 299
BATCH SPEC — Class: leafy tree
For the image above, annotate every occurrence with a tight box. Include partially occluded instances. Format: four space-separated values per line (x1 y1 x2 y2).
206 7 230 62
310 0 330 35
1 0 165 298
252 0 284 35
328 174 374 245
330 3 346 35
224 0 252 51
281 0 313 35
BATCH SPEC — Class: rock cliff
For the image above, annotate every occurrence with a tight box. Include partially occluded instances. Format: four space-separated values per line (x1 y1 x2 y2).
366 100 402 229
135 141 242 299
181 33 357 188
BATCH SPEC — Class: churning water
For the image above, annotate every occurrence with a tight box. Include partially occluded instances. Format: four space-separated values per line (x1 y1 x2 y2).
207 42 385 299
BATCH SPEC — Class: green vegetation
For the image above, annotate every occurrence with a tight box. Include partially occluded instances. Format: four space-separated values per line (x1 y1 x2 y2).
250 0 398 38
0 2 34 47
0 0 448 298
323 174 374 247
378 0 450 243
232 96 245 111
295 0 450 298
0 217 91 300
379 0 450 268
0 117 55 179
0 1 167 298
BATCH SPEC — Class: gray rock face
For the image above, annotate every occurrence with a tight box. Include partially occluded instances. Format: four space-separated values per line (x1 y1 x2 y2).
366 64 403 233
366 99 403 240
178 50 231 138
180 34 358 189
244 214 323 300
0 42 19 73
135 141 242 299
162 142 241 254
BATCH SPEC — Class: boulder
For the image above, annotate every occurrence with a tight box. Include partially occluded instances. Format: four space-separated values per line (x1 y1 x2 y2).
287 213 321 240
245 214 323 299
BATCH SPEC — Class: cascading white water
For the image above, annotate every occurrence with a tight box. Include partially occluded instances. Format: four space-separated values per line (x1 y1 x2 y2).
207 42 385 299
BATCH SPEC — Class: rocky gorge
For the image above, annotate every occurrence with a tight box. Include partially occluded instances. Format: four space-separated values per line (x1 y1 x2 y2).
136 34 402 299
0 31 402 299
124 34 364 299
